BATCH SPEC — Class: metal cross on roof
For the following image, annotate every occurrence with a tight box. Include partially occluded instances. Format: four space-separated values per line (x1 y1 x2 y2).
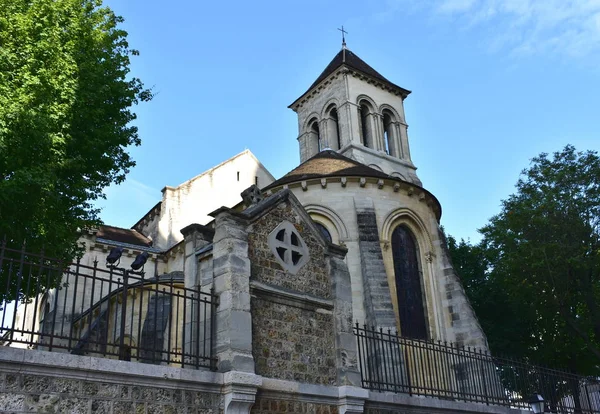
338 26 348 47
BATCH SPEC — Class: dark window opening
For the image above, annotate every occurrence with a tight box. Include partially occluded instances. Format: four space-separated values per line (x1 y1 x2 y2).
360 103 372 148
276 247 287 261
291 251 302 265
383 112 393 156
291 232 299 246
315 223 332 243
391 226 427 340
276 229 285 241
237 171 240 181
311 120 322 152
255 176 258 186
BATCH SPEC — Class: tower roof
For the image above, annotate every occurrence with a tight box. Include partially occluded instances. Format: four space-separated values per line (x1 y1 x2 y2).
290 48 411 108
264 150 393 188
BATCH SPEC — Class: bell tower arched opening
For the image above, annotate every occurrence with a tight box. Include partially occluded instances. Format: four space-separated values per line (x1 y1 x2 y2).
383 110 397 157
326 105 341 151
359 100 375 150
308 118 322 153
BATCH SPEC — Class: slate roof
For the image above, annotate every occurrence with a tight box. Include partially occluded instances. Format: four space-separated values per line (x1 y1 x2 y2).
292 48 411 106
96 225 152 247
263 150 391 190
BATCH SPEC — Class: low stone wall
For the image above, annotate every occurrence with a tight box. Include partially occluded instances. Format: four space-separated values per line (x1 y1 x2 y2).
0 347 223 414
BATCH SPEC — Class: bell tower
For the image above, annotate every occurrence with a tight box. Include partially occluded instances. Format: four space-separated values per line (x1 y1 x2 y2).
289 44 421 185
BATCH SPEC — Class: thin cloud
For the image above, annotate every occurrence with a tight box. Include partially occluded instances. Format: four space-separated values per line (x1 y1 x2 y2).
379 0 600 61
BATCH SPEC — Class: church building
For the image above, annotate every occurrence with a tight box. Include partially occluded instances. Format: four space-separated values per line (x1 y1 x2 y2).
3 42 544 414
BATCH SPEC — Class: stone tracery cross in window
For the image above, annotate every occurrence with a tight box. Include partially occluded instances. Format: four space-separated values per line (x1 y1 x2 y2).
268 221 309 274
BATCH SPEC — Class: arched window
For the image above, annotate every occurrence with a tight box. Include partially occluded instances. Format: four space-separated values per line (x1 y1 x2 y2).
359 101 374 149
327 107 341 150
391 226 427 339
383 111 394 156
310 119 322 152
315 222 332 243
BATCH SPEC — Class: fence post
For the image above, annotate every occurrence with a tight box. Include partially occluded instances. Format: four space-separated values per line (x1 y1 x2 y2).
118 269 129 360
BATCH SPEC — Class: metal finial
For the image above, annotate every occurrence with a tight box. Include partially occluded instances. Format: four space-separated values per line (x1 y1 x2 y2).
337 26 348 48
337 26 348 62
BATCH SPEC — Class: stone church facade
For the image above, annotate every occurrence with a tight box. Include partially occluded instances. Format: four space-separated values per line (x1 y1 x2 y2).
0 45 523 414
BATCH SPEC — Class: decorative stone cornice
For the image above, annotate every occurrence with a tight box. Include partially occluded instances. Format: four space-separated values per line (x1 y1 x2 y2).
268 177 442 220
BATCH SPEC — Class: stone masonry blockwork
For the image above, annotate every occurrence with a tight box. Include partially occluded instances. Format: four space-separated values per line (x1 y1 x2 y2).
251 297 336 385
248 200 337 385
247 202 331 299
0 371 223 414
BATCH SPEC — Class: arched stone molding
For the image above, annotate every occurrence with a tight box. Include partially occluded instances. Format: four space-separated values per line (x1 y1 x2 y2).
380 208 443 340
355 94 378 110
302 112 321 131
368 163 383 172
304 204 349 243
380 106 401 158
357 96 379 151
378 104 403 123
389 171 408 181
321 98 340 119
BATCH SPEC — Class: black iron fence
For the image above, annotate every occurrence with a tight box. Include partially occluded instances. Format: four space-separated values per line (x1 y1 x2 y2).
0 240 218 370
355 324 600 413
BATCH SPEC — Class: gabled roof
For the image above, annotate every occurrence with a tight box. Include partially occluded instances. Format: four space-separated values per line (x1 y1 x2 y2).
263 150 390 190
291 48 411 107
96 225 152 247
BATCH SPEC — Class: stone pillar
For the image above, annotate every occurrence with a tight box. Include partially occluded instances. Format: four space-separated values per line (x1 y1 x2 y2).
211 210 259 413
181 223 214 288
391 121 402 158
326 117 340 150
373 113 385 152
398 122 411 161
298 132 310 163
212 210 254 372
307 130 320 156
327 244 361 387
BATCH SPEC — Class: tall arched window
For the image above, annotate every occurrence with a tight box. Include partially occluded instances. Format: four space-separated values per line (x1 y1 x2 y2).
391 226 427 339
383 111 395 156
328 107 341 150
309 118 322 153
359 101 374 149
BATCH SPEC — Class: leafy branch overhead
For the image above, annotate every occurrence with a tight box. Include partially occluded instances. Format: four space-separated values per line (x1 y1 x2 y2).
448 145 600 374
0 0 152 266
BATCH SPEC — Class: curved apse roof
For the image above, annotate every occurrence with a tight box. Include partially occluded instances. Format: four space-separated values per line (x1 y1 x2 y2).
263 150 442 220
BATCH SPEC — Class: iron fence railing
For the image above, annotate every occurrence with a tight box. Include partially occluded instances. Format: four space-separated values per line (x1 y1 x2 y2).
354 324 600 413
0 240 218 370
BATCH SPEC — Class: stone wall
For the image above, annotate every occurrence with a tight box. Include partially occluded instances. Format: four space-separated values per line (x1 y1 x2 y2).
0 347 223 414
248 201 336 385
251 297 336 385
0 371 221 413
247 202 330 300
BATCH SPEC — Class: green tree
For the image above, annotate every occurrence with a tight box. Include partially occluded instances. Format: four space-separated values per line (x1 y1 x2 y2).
0 0 151 274
450 145 600 375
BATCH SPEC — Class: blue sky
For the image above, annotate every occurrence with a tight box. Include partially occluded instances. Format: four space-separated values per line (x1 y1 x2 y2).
98 0 600 243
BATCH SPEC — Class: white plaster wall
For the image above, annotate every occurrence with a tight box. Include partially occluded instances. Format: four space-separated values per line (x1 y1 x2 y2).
155 151 274 250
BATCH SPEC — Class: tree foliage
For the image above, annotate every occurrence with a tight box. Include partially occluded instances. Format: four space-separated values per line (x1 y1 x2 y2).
449 145 600 374
0 0 151 266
